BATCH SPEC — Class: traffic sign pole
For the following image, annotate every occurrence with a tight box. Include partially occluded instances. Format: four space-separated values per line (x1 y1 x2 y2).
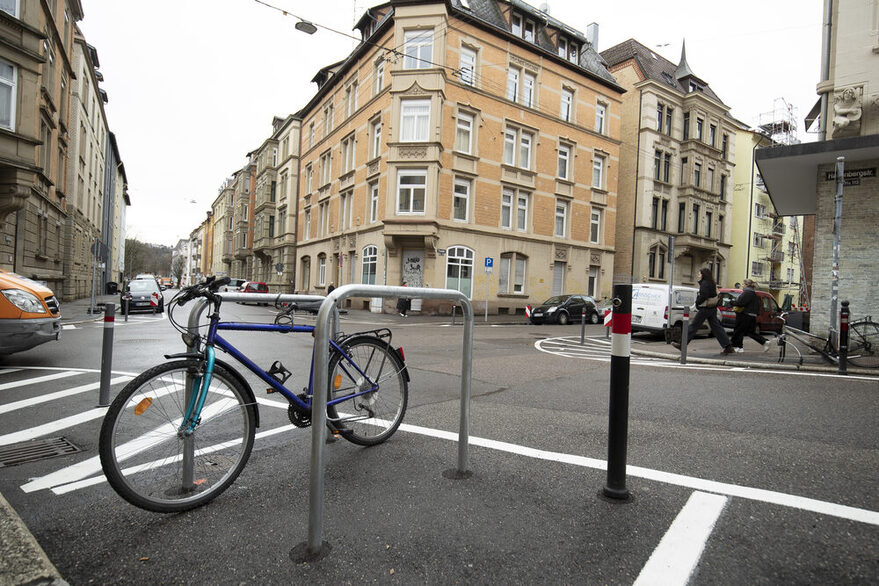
484 257 494 322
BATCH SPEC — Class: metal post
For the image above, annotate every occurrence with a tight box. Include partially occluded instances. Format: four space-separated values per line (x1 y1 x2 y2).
667 235 675 332
829 156 844 347
838 300 849 375
580 309 586 345
88 237 98 314
452 304 457 326
680 309 689 365
603 284 631 500
97 303 115 407
484 275 489 323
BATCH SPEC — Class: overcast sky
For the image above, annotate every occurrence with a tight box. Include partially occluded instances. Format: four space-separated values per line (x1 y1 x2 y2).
79 0 823 246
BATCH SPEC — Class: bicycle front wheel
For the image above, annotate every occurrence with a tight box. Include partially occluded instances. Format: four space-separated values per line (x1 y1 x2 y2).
99 360 256 512
327 337 408 446
847 321 879 368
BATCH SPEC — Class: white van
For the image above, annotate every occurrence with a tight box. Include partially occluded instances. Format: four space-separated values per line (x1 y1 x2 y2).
630 283 705 339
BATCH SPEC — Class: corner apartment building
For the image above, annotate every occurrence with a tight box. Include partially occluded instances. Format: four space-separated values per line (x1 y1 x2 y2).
601 40 736 287
250 115 301 289
730 127 805 308
0 0 82 295
295 0 623 314
209 178 233 277
230 158 255 278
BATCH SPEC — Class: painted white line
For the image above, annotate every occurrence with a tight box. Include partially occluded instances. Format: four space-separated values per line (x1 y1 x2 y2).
0 376 131 415
0 368 24 375
634 491 728 586
0 408 108 445
62 324 77 330
0 370 82 391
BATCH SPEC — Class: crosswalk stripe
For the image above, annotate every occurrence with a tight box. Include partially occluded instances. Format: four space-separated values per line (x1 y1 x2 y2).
0 407 108 446
0 376 131 415
0 370 81 391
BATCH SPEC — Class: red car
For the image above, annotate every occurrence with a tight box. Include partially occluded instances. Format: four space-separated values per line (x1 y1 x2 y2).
237 281 270 305
717 288 784 335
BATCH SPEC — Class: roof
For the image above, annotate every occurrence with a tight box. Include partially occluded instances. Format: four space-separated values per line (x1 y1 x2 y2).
601 38 724 105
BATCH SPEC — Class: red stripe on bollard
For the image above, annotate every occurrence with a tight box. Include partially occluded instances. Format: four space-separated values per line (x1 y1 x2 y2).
611 313 631 335
104 315 115 323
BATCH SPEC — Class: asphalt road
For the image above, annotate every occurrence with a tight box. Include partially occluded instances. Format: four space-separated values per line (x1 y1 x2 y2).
0 298 877 584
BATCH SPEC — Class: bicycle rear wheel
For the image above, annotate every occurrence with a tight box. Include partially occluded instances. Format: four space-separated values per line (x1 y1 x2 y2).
99 359 256 512
327 337 408 446
847 321 879 368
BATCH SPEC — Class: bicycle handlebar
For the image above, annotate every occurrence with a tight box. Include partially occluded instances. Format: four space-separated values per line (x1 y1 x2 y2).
175 276 231 307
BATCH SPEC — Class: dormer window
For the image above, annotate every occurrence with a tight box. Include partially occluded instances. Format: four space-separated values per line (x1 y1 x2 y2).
558 37 567 58
568 42 578 64
511 14 522 36
524 20 535 42
511 13 535 43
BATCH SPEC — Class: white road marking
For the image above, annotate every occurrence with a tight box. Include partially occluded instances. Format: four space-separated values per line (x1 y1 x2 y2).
634 491 728 586
0 408 108 445
0 376 131 415
62 325 77 330
0 370 82 391
0 368 24 375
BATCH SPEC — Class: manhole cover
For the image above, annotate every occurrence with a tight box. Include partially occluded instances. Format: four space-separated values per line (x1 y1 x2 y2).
0 437 81 467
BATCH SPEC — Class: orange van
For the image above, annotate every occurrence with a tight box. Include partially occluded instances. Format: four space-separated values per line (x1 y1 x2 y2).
0 269 62 355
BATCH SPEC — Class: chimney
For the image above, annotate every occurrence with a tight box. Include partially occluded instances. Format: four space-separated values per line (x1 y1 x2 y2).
586 22 599 50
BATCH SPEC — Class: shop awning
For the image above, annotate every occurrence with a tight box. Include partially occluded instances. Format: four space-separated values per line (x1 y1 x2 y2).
754 134 879 216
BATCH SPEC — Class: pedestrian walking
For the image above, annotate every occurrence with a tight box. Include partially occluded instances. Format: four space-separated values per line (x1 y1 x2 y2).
672 268 735 354
327 283 335 295
730 279 772 353
396 281 411 317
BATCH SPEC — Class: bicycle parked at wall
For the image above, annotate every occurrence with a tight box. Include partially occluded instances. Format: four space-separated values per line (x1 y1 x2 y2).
98 276 410 513
776 311 879 368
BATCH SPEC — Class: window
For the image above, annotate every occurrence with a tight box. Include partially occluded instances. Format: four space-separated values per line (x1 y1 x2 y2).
374 59 385 94
696 118 704 141
499 252 527 294
270 180 277 202
503 127 533 170
656 104 663 131
707 167 714 192
755 203 767 218
753 233 766 248
555 200 568 237
651 196 660 229
397 169 426 214
787 267 795 282
516 192 529 231
660 200 668 231
680 156 688 185
678 202 685 233
319 201 329 236
692 203 700 233
665 107 673 136
721 134 729 159
309 122 315 148
371 119 382 158
446 246 474 298
0 59 16 130
345 81 358 117
595 103 606 134
694 162 702 187
751 261 764 277
558 37 568 59
369 181 379 223
719 174 727 200
1 0 17 17
400 99 430 142
718 215 724 241
558 144 571 179
361 245 377 284
663 152 671 182
560 88 573 122
511 13 522 36
524 19 535 42
501 188 513 229
654 151 662 180
590 210 601 243
306 164 313 192
648 245 666 279
506 68 519 102
522 72 535 108
319 151 332 186
340 191 353 230
709 124 717 147
323 103 334 137
567 42 578 64
341 135 355 174
453 178 470 221
403 30 433 69
301 258 311 290
683 112 690 139
592 154 605 189
268 215 275 238
706 211 712 238
459 47 476 86
318 256 327 286
455 112 473 154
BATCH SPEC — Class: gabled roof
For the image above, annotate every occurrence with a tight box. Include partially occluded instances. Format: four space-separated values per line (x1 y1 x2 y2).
601 38 724 105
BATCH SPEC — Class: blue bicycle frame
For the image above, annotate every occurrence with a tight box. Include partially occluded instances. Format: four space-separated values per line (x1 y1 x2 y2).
180 314 384 435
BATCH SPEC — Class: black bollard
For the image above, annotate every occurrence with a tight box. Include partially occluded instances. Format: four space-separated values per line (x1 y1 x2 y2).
839 301 849 375
603 284 631 500
98 303 115 407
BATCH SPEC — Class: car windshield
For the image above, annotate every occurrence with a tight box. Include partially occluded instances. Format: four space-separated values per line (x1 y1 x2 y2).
129 281 157 293
542 296 569 305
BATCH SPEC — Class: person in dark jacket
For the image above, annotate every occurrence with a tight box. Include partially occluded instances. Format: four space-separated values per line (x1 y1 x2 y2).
672 268 735 354
396 281 411 317
730 279 772 352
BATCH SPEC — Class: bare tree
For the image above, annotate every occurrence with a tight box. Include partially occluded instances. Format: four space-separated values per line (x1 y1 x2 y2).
171 255 186 287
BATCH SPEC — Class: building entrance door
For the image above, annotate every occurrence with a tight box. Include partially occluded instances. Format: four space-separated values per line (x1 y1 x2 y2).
401 248 424 312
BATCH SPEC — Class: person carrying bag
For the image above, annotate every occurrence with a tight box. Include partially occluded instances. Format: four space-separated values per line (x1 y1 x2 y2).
672 268 734 354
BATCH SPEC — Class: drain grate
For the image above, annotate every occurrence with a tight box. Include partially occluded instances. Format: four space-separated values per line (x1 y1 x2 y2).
0 437 81 467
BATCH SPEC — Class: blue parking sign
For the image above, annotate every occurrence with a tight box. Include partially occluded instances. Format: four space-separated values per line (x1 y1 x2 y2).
484 257 494 268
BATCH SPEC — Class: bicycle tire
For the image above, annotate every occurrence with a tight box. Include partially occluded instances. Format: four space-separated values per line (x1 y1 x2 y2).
99 359 256 513
847 321 879 368
327 337 408 446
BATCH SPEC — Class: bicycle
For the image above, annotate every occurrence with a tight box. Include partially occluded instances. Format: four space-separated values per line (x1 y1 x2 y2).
776 312 879 368
98 276 410 512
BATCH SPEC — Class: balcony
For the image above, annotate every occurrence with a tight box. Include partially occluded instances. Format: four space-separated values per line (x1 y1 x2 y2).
766 250 784 263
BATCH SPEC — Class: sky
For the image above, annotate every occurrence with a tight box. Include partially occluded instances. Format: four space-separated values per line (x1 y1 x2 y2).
78 0 824 247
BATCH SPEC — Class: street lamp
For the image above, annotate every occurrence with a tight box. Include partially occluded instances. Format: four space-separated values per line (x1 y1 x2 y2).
295 20 317 34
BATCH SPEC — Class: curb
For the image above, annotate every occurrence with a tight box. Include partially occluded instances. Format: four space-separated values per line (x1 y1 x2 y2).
631 348 878 376
0 491 68 585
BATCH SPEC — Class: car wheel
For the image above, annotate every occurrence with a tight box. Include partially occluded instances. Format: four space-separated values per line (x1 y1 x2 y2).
557 312 569 326
589 311 600 325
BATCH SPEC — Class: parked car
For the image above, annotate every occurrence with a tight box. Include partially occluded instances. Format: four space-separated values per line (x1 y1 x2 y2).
219 278 247 293
717 288 784 334
0 270 62 355
160 277 174 290
529 294 601 325
630 283 708 340
237 281 270 305
121 279 164 314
